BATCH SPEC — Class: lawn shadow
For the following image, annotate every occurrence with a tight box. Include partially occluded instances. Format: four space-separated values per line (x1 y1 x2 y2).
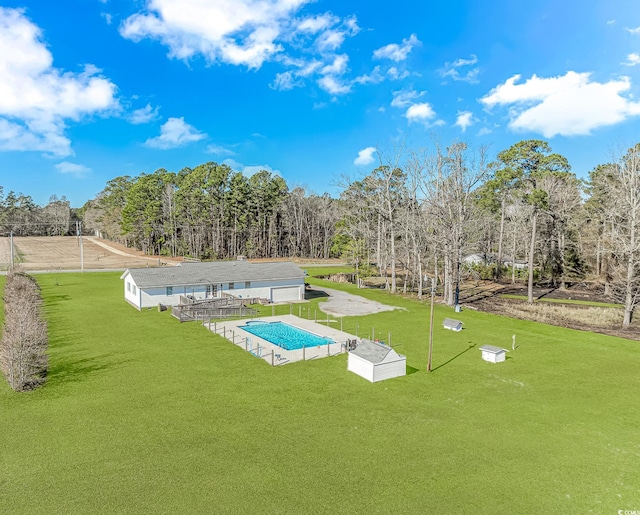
46 354 130 388
406 365 419 375
431 343 476 372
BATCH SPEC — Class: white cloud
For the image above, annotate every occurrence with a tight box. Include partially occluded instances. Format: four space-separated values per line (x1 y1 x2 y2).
623 53 640 66
101 12 112 25
120 0 313 69
129 103 159 124
223 158 281 177
391 88 425 108
317 75 351 95
354 146 377 166
205 143 234 156
144 117 206 149
480 71 640 137
386 67 409 80
0 8 118 156
373 34 420 62
55 161 91 177
405 102 436 123
119 1 364 97
477 127 492 136
440 54 480 83
626 26 640 35
455 111 474 132
606 19 616 26
353 66 384 85
297 13 337 34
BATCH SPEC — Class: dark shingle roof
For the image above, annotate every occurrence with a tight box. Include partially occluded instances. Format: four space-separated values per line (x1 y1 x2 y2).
122 261 304 289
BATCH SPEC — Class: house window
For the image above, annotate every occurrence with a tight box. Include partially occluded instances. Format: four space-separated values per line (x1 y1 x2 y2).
166 286 173 296
245 281 251 289
228 282 234 290
127 282 131 292
132 285 137 295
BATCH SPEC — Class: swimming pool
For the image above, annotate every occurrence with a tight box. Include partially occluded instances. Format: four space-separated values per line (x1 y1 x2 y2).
240 321 333 351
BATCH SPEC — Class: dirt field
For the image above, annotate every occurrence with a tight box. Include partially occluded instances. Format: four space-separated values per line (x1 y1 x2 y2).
0 236 178 271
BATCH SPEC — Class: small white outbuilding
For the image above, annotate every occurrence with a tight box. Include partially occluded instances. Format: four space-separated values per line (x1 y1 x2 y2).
348 340 406 383
443 318 463 332
479 345 507 363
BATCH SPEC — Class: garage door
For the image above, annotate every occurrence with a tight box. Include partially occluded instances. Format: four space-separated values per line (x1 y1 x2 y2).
271 286 300 303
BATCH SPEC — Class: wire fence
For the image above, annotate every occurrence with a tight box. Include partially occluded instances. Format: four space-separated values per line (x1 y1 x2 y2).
206 319 356 366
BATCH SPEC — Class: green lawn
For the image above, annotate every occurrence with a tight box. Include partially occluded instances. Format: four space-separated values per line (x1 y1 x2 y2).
1 272 639 513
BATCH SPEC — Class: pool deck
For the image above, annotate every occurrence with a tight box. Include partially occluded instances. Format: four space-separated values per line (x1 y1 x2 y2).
206 314 358 366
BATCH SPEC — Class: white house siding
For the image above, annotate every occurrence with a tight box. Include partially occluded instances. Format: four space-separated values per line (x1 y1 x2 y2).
372 358 407 382
123 276 141 309
348 354 374 382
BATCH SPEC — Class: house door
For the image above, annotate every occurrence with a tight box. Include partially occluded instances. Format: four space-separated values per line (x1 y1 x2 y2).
206 284 218 298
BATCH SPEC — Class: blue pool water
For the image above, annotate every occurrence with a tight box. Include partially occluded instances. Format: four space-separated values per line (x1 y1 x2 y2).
240 321 333 351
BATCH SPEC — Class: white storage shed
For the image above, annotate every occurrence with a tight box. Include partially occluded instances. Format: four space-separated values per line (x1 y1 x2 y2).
443 318 463 332
479 345 507 363
348 340 406 383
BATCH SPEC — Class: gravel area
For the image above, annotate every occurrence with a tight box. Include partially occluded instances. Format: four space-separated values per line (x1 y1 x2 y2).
309 285 400 317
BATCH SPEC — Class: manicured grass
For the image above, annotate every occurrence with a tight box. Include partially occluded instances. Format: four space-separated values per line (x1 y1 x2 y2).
1 272 639 513
500 293 621 308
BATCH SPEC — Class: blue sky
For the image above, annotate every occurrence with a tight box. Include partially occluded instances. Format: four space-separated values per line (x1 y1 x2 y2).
1 0 640 206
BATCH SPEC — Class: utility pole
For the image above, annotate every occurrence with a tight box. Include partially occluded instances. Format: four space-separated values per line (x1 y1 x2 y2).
9 230 14 270
78 221 84 271
428 275 436 372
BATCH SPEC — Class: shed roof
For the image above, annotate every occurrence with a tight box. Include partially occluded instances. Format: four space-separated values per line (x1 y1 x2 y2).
121 261 304 289
350 339 403 364
479 345 507 354
443 318 463 328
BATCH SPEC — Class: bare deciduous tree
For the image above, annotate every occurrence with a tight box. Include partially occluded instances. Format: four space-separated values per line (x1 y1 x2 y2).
0 272 48 391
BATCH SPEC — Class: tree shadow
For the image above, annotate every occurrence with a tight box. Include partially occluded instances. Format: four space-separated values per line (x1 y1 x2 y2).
46 354 129 388
431 343 477 372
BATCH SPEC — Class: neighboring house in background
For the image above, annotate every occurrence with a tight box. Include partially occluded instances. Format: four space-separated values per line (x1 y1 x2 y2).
121 260 305 310
463 253 528 270
502 257 528 270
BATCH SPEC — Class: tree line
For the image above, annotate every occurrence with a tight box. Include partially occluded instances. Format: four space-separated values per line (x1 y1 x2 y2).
1 139 638 326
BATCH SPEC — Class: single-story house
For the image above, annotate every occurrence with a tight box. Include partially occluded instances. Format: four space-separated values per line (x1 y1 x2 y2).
121 260 305 310
463 253 528 270
348 339 406 383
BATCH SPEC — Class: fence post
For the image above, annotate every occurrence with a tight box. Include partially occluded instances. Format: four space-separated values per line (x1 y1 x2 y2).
303 344 306 361
356 323 358 337
389 331 391 347
233 330 235 343
314 310 317 322
290 303 292 315
326 313 329 326
223 326 226 339
272 305 275 317
299 305 301 317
